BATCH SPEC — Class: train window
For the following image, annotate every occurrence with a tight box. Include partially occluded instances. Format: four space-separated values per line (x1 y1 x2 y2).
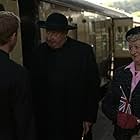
0 4 5 11
125 26 128 32
88 21 95 34
117 26 122 33
101 34 108 57
92 21 95 31
39 2 51 21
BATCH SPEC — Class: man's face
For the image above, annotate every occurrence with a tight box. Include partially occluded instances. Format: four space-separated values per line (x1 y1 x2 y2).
46 30 67 49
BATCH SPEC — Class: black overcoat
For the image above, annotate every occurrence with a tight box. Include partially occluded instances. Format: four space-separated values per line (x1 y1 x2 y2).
30 37 100 140
0 50 35 140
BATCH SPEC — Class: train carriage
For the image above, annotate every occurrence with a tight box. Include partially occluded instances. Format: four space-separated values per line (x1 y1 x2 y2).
0 0 134 82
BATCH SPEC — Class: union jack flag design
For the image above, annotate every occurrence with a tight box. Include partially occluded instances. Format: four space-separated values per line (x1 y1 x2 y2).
118 85 132 114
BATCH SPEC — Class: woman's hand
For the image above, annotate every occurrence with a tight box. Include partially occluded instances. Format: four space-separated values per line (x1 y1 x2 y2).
83 121 92 135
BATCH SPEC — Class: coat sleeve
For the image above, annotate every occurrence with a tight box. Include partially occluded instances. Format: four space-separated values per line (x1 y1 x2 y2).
101 69 120 123
14 68 35 140
85 46 100 123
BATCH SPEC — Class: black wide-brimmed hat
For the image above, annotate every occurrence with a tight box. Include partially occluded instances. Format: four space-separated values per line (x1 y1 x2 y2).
38 12 76 31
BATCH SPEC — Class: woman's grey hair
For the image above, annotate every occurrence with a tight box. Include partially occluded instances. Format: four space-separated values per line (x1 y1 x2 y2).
127 34 140 42
126 26 140 42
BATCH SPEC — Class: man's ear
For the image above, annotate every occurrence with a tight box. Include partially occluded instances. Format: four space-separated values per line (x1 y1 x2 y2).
9 32 17 41
12 32 17 38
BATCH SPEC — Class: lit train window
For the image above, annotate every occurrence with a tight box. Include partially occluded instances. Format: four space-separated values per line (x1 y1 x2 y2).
0 4 5 11
117 26 122 33
125 26 128 32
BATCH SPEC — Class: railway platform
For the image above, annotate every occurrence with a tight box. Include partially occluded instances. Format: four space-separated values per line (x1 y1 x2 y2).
92 103 115 140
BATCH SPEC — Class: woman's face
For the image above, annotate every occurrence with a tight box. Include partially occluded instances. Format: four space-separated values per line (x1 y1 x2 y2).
129 39 140 65
46 30 67 49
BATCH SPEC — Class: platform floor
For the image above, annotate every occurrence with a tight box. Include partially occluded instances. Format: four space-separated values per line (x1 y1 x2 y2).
92 103 115 140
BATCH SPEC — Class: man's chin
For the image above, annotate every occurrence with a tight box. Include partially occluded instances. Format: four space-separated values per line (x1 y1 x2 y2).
48 44 57 49
51 46 62 49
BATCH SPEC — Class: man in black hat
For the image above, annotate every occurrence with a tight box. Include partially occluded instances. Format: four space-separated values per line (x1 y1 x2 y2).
30 12 100 140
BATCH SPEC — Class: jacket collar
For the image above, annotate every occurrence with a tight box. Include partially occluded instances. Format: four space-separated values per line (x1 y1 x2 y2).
0 49 9 58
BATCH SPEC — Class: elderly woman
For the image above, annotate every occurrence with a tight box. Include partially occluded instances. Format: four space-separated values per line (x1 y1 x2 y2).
102 26 140 140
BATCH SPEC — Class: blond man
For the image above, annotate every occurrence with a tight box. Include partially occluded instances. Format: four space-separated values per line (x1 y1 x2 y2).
0 11 35 140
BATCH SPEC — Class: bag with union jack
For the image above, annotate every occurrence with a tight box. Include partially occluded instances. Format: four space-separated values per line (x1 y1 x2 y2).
117 86 137 129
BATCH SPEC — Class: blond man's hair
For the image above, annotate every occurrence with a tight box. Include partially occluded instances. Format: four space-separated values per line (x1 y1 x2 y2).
0 11 20 45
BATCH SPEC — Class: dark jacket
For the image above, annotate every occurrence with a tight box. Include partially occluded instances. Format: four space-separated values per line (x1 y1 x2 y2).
102 65 140 139
0 50 35 140
30 37 100 140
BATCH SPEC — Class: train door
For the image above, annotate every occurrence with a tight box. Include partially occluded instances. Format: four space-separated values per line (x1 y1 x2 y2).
18 0 40 69
112 17 133 69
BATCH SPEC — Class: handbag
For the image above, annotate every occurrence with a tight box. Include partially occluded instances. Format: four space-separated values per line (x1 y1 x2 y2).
117 112 137 129
117 86 137 129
